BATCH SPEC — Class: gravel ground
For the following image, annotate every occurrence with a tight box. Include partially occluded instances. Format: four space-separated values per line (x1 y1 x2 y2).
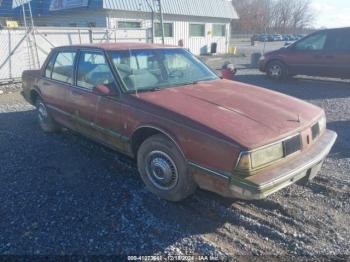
0 66 349 258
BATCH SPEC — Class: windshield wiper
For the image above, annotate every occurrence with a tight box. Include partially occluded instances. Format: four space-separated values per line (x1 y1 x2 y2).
134 87 162 93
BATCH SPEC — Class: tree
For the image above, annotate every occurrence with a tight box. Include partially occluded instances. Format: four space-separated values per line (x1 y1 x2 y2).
231 0 315 34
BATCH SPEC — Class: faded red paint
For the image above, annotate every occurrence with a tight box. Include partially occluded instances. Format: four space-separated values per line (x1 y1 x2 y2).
21 43 337 200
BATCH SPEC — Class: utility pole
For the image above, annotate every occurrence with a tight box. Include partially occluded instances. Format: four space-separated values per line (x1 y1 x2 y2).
158 0 165 44
145 0 155 43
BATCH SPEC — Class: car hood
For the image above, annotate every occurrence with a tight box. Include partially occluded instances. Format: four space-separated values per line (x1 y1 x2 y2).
133 79 323 149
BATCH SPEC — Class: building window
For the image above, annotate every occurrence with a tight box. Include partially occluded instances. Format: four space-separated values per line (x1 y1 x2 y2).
118 21 142 29
190 24 205 37
155 23 173 37
212 24 226 37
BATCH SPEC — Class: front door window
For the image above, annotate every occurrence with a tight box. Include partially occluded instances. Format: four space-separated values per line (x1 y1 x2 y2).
295 32 327 51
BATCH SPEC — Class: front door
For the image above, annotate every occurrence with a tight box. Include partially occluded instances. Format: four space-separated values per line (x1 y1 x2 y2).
287 31 329 76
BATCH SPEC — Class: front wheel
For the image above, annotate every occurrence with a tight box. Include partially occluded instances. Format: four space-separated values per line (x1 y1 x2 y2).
137 134 197 202
266 61 288 80
35 98 61 133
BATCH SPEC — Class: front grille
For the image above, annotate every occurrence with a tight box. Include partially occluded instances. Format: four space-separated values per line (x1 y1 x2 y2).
283 135 302 156
311 123 320 140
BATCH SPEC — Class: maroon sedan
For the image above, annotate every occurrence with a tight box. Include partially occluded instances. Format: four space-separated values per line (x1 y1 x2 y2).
259 27 350 80
22 43 337 201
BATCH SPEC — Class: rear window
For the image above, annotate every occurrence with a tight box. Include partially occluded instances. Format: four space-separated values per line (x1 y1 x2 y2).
51 51 76 84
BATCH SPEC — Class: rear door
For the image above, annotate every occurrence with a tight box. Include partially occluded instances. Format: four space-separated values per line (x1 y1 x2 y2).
39 50 77 129
287 31 329 76
324 29 350 78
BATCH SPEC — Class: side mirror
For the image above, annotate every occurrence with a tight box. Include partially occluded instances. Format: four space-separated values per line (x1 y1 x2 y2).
93 84 114 96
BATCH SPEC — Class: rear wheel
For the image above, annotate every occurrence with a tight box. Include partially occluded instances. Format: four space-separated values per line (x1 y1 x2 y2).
137 134 197 202
35 98 61 133
266 61 288 80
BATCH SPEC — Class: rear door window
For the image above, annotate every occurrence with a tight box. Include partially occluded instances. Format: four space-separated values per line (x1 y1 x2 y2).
326 30 350 51
76 51 116 90
45 53 56 78
295 32 327 51
52 51 76 84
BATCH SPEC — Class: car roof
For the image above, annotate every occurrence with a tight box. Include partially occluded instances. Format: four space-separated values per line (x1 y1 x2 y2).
53 42 179 51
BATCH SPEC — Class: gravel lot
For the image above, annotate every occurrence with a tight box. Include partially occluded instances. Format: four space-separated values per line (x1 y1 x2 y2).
0 62 349 257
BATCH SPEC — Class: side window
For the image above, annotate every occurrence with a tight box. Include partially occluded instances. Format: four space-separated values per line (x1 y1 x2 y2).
76 51 115 90
295 32 327 51
190 24 205 37
326 30 350 51
212 24 226 37
45 53 56 78
52 51 76 84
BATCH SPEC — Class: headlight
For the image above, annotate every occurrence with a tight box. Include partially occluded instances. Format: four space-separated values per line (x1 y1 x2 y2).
318 114 326 132
251 142 284 169
236 142 284 171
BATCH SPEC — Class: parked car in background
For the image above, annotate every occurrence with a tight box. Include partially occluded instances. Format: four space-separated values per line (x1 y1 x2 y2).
22 43 336 201
256 34 270 42
259 27 350 80
272 34 283 41
283 35 297 42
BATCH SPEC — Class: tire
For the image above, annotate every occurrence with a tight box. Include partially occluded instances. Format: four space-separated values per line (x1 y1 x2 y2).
137 134 197 202
35 98 61 133
266 60 288 80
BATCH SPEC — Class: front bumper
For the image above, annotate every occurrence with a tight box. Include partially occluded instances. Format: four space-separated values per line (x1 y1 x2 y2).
191 130 337 200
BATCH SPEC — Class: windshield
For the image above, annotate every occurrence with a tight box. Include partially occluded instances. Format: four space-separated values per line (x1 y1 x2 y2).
109 48 219 92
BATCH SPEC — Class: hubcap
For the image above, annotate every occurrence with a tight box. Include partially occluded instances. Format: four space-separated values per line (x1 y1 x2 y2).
145 151 179 190
38 102 48 124
269 64 282 78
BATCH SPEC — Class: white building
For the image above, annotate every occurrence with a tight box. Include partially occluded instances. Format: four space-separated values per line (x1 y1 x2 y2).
7 0 238 55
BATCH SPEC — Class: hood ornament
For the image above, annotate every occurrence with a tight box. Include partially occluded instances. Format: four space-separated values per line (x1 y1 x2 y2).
287 114 302 123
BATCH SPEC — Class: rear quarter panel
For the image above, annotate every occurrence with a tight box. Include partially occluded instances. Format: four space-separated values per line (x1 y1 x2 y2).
22 69 42 105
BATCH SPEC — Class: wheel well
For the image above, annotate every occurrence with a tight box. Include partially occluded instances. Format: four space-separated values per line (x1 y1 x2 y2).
30 90 40 105
131 127 162 157
131 127 185 159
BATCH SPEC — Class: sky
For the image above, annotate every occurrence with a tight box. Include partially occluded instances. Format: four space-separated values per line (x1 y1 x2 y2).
312 0 350 28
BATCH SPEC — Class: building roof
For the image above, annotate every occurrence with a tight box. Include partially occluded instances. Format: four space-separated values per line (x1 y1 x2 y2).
1 0 238 20
102 0 238 19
